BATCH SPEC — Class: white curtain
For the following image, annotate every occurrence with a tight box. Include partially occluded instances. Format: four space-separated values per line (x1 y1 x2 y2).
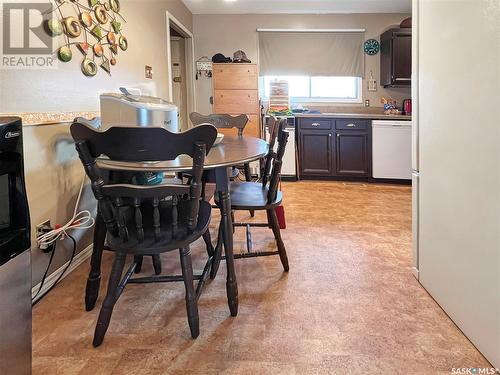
259 31 365 77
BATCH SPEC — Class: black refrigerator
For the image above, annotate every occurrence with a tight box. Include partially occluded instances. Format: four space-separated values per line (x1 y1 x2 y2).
0 117 31 374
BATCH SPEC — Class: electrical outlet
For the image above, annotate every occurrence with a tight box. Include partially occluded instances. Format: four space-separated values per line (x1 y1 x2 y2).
36 220 55 253
36 220 52 237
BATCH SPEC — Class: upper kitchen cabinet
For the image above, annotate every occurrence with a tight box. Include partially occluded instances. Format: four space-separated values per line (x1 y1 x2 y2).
380 28 412 87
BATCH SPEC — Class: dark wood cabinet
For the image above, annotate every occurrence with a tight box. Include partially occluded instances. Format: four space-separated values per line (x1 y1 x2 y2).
299 130 333 176
380 28 412 88
334 131 370 177
298 117 371 179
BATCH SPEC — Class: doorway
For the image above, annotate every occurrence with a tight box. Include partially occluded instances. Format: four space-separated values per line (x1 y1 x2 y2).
170 30 188 129
166 12 196 131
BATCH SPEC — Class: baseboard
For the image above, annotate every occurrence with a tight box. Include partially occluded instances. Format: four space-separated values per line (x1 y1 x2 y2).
412 267 419 280
31 244 93 304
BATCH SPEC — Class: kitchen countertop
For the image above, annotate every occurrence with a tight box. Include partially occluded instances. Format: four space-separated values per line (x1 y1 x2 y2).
294 112 411 120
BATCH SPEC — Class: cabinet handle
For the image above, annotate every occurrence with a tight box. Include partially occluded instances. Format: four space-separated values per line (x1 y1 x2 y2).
337 134 340 137
347 123 356 127
311 122 321 127
329 134 332 137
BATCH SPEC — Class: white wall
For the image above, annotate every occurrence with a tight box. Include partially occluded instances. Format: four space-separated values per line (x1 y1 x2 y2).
415 0 500 368
0 0 192 113
193 13 411 114
0 0 192 288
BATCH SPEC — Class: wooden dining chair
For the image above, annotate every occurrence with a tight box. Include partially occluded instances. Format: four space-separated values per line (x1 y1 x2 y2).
214 118 290 271
190 112 257 219
70 121 217 346
189 113 249 136
189 112 253 181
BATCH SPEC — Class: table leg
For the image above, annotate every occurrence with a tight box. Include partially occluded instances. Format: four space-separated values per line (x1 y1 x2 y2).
85 210 106 312
213 167 238 316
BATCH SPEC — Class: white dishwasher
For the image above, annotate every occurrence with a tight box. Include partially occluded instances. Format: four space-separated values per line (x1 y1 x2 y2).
265 117 297 178
372 120 412 179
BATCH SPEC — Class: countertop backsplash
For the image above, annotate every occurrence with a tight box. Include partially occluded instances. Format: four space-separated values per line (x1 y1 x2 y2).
0 112 100 126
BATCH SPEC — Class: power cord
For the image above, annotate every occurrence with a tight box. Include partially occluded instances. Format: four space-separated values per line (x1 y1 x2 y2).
32 234 77 305
32 174 94 304
36 174 95 248
32 241 57 302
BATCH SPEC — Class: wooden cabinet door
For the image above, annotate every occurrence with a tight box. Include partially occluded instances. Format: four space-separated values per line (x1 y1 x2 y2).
392 31 412 85
334 131 370 177
380 28 412 87
213 64 258 90
299 130 333 176
213 90 258 114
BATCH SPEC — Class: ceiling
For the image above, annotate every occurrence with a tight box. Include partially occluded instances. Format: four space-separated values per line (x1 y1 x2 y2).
182 0 411 15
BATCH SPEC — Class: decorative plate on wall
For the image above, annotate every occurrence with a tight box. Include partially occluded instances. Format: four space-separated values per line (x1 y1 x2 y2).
364 39 380 55
46 0 128 77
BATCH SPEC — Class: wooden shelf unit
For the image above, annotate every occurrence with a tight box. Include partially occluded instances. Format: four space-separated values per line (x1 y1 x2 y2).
212 63 261 138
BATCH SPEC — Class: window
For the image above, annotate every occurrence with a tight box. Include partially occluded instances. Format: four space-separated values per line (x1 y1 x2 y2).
260 76 362 103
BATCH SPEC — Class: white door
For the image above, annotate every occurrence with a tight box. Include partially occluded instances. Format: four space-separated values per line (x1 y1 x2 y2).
416 0 500 367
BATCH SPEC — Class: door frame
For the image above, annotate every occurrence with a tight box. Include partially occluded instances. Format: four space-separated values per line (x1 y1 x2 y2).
166 12 196 121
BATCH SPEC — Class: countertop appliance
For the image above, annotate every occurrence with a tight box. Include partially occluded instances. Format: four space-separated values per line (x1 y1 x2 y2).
100 89 179 131
0 117 31 375
372 120 412 179
264 116 296 179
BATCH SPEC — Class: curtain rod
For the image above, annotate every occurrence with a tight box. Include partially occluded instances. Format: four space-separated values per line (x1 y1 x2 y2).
256 28 366 33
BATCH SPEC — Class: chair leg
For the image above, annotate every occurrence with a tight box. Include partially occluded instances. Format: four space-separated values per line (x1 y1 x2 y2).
268 209 289 272
179 246 199 339
231 210 235 234
134 256 143 274
93 252 127 347
152 255 162 275
243 163 255 217
85 213 106 312
202 229 214 258
219 191 238 317
210 223 223 279
243 163 252 181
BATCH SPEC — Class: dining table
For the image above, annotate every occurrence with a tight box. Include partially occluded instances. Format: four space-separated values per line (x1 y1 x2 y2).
89 135 269 317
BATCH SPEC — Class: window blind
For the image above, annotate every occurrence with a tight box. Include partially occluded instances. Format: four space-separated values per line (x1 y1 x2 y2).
258 31 365 77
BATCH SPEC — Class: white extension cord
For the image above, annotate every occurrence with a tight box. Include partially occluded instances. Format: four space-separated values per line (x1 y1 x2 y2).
36 174 95 249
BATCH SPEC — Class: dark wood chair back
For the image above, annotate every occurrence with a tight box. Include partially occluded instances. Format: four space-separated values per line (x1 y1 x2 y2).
266 121 289 204
70 122 217 243
262 117 285 186
189 112 249 136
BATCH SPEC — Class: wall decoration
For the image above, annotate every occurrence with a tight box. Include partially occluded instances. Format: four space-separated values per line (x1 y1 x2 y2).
45 0 128 77
364 39 380 56
195 56 212 80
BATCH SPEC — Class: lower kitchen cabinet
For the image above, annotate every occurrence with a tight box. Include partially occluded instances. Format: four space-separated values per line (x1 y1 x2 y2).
298 117 372 179
299 130 333 175
334 131 371 177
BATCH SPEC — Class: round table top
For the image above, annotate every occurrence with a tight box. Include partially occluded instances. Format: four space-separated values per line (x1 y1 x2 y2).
96 135 268 172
